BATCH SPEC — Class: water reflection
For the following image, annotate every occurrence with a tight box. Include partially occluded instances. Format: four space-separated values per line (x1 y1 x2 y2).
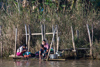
14 60 30 67
0 59 100 67
89 60 93 67
72 61 76 67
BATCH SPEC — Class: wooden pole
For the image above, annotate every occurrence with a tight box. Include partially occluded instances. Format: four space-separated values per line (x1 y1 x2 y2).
52 25 55 54
0 26 2 57
92 24 93 46
44 24 45 40
56 25 59 52
47 27 57 60
57 37 59 52
86 24 92 56
71 26 77 59
15 28 17 57
41 24 44 41
71 26 76 51
25 24 28 45
28 25 31 51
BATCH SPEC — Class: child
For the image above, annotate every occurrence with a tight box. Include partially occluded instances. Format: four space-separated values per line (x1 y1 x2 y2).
16 44 27 56
23 50 31 58
39 45 48 60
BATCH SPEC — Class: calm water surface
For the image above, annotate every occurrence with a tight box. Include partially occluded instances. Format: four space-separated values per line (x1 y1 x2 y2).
0 59 100 67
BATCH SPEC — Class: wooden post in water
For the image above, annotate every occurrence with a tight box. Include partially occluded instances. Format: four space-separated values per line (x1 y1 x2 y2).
28 25 31 51
15 28 17 57
25 24 28 45
71 26 76 58
0 26 2 57
71 26 76 51
86 24 92 56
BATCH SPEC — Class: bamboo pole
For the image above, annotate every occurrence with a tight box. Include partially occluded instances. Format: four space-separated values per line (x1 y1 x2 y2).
15 28 17 57
92 24 93 46
71 26 76 51
41 24 44 41
86 24 92 56
44 24 45 40
52 25 55 54
0 26 2 57
56 25 59 52
25 24 28 45
28 25 31 51
57 37 59 52
47 27 57 61
71 26 77 59
23 32 57 35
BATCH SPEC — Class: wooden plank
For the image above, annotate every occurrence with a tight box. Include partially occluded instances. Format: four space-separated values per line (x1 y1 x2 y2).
23 32 56 35
31 33 42 35
9 54 22 58
86 24 92 56
25 24 28 45
44 59 65 61
46 33 56 35
48 59 65 61
15 28 17 57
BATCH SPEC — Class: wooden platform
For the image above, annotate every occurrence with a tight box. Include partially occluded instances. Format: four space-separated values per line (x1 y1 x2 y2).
43 59 66 61
9 54 24 59
48 59 65 61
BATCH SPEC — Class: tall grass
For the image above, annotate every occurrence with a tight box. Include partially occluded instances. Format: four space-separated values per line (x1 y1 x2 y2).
0 0 100 57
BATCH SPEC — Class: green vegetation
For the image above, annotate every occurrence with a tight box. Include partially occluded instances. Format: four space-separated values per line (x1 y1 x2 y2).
0 0 100 58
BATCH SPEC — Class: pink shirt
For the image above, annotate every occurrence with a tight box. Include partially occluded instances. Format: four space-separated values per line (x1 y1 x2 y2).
44 43 49 50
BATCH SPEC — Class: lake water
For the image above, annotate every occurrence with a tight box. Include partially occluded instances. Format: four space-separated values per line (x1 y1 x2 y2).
0 59 100 67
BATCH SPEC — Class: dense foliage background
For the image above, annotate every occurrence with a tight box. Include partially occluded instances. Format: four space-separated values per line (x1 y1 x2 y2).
0 0 100 57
